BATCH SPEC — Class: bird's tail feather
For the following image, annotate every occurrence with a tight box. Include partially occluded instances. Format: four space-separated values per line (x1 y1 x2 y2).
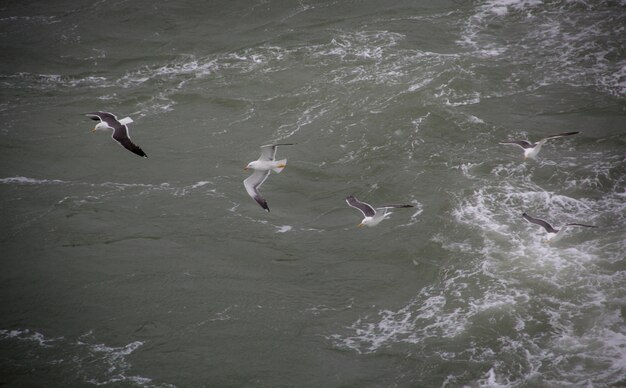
273 159 287 173
119 117 134 125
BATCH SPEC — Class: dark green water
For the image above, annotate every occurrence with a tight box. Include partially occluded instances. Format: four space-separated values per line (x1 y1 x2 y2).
1 0 625 386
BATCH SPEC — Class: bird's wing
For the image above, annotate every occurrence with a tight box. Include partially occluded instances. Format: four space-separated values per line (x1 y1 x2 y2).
244 170 271 211
564 223 596 228
345 196 376 217
259 145 277 161
500 140 534 149
379 204 414 209
535 131 580 147
259 143 294 161
522 213 558 233
112 126 147 158
541 131 580 141
86 111 119 128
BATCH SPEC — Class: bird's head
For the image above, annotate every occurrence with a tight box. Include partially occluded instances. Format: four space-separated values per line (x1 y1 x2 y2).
244 161 259 171
92 122 109 133
358 217 373 228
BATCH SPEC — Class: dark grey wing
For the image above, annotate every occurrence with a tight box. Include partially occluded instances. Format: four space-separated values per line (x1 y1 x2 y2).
500 140 534 149
86 111 120 128
112 126 147 158
244 170 271 212
522 212 558 233
565 223 596 228
542 131 579 141
380 204 414 209
346 195 376 217
259 143 294 161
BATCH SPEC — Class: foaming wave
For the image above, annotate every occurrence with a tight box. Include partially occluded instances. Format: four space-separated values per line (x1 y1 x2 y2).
0 328 61 347
0 15 61 24
321 31 405 62
447 161 626 384
0 72 111 90
460 0 626 98
1 176 222 200
0 176 66 185
0 328 174 387
332 156 626 385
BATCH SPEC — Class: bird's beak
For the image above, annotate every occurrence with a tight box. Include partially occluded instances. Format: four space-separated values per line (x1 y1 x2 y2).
278 164 286 168
357 223 364 228
92 127 97 133
243 166 248 171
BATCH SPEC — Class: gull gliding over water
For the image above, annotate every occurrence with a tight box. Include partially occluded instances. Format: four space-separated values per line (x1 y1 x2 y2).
86 111 147 158
500 131 579 159
243 143 293 212
346 195 414 227
522 212 596 242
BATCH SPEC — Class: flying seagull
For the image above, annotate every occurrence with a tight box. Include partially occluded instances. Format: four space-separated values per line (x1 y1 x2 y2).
500 131 579 159
86 111 147 158
243 143 293 212
346 195 414 227
522 212 596 242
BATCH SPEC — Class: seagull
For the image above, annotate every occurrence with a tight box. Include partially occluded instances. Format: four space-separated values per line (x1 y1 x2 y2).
500 131 579 159
86 111 147 158
345 195 414 227
243 143 293 212
522 212 596 242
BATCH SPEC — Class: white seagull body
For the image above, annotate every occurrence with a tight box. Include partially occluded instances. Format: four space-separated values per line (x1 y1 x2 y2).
243 143 293 212
86 111 147 158
522 212 596 242
500 131 579 159
345 195 414 227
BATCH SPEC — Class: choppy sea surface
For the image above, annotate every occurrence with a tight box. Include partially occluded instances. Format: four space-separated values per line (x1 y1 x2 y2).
1 0 625 386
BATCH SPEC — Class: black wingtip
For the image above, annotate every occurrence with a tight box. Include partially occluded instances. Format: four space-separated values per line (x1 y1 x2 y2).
255 197 270 212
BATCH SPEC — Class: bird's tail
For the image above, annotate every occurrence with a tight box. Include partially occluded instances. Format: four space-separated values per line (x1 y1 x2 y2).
119 117 134 125
273 159 287 173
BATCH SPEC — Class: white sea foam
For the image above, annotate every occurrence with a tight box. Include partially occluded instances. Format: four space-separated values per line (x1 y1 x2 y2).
275 225 293 233
0 328 61 347
0 15 61 24
0 329 172 386
332 151 625 385
458 0 625 98
0 176 66 185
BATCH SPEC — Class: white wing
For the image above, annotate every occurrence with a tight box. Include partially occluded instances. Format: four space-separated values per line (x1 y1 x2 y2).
259 145 277 161
244 170 271 211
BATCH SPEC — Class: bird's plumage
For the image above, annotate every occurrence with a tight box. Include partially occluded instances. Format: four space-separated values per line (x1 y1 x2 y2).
259 143 293 161
500 131 579 159
244 170 271 212
522 213 559 234
86 111 147 158
522 212 596 241
346 195 414 227
346 195 376 217
243 143 293 211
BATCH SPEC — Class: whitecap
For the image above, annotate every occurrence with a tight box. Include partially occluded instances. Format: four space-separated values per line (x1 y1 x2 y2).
0 176 66 185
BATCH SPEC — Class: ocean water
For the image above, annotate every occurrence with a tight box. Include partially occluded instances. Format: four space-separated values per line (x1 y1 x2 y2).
1 0 625 386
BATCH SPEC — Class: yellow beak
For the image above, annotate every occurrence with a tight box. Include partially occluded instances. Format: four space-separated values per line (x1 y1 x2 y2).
357 223 364 228
92 127 97 133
